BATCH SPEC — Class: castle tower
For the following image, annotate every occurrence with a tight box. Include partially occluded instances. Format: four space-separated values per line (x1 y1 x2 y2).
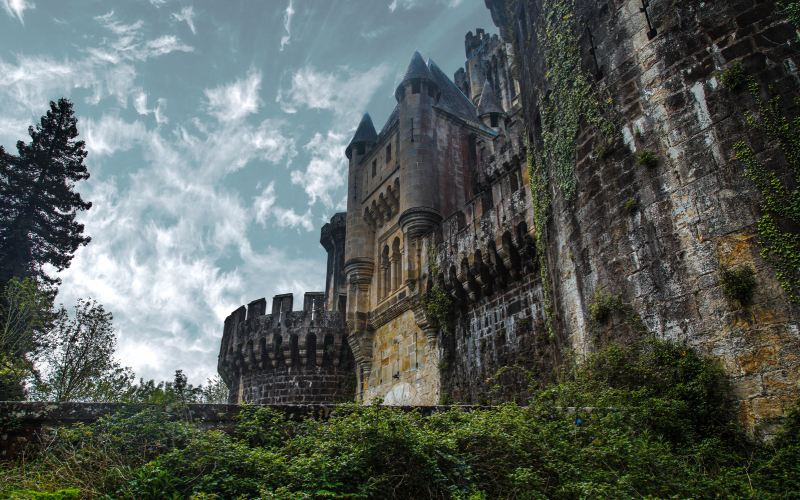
395 51 442 238
343 113 378 382
320 212 346 313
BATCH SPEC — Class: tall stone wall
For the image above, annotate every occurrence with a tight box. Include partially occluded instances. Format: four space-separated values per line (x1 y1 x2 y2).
485 0 800 429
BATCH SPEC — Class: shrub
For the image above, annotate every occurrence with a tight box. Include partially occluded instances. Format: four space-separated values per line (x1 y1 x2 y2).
720 265 757 306
588 291 623 324
636 150 659 168
622 197 638 214
719 61 746 91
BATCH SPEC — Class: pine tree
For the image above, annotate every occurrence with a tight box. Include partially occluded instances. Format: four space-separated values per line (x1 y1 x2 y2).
0 98 92 289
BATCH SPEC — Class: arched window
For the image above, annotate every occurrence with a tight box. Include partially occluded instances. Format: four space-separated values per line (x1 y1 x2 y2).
391 237 402 290
381 244 391 298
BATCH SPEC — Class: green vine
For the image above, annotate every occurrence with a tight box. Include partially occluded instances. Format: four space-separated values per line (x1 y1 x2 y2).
728 75 800 302
527 145 556 342
537 0 616 199
423 245 455 335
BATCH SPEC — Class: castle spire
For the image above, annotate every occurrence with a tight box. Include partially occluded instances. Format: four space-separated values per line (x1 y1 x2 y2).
395 50 437 101
345 113 378 159
477 79 503 117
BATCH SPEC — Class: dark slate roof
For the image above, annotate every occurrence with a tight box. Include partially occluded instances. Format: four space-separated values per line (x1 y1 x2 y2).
427 58 477 122
401 50 434 83
377 105 399 143
477 79 503 116
345 113 378 158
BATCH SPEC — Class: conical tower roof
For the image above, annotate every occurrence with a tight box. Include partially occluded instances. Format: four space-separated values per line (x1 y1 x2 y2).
395 51 436 100
402 50 434 82
345 113 377 159
477 80 503 117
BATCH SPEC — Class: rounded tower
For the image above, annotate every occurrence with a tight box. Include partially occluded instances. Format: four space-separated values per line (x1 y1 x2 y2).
395 51 442 238
477 79 505 131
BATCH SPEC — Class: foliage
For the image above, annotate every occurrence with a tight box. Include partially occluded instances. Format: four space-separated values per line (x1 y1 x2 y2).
719 61 746 92
537 0 616 199
2 338 798 498
732 77 800 302
33 299 127 402
423 245 454 335
635 149 659 168
200 375 230 404
588 290 623 325
0 98 92 289
622 196 638 215
720 265 758 306
0 278 53 399
779 0 800 40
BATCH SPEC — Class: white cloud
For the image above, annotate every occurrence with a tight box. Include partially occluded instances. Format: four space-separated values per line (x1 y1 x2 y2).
290 131 348 209
389 0 462 11
254 182 314 231
2 0 33 24
276 64 390 124
93 10 193 62
57 111 318 383
172 6 196 34
205 69 262 122
280 0 295 51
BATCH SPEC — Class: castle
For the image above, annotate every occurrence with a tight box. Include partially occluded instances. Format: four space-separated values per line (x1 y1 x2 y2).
220 0 800 430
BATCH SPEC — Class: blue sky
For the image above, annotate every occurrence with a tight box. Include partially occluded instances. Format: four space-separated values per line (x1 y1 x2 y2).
0 0 494 385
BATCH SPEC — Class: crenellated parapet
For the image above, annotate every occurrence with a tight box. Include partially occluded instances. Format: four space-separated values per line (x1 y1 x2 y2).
217 292 354 405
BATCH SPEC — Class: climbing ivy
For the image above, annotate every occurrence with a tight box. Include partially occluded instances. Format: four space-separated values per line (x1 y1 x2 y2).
527 145 556 342
537 0 616 199
423 245 454 335
728 76 800 302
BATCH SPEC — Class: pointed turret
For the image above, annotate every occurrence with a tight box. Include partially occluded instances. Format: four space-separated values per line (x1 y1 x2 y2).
345 113 378 159
395 51 438 101
477 80 503 117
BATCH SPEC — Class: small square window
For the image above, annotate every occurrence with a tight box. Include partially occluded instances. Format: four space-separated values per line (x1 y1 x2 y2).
386 144 392 163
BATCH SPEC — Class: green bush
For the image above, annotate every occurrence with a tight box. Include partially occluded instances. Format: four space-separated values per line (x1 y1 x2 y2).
1 338 798 498
720 265 758 306
635 150 659 168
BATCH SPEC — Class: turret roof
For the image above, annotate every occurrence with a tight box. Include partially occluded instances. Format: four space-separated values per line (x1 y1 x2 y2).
477 79 503 116
401 50 434 83
427 58 477 122
345 113 378 158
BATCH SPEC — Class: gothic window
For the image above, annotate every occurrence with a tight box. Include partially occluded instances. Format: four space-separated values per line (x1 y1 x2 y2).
391 237 402 290
381 244 391 298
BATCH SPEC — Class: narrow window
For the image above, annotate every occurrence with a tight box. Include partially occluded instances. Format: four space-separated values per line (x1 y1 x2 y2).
411 80 420 94
490 114 499 127
372 160 376 177
386 144 392 163
410 119 414 143
427 84 436 97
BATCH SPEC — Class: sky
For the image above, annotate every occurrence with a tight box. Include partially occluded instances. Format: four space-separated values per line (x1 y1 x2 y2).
0 0 496 385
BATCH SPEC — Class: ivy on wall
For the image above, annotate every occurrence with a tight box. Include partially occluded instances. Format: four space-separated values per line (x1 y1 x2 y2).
537 0 616 200
727 74 800 302
422 245 455 335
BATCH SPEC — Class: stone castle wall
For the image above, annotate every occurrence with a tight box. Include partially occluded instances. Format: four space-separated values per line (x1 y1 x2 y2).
218 292 355 405
485 0 800 429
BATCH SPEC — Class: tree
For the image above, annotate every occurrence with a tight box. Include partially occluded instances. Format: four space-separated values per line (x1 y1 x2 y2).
201 375 230 404
34 299 127 401
0 277 52 399
0 98 91 290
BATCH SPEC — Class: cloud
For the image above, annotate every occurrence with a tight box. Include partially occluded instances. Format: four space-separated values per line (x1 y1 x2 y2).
290 131 348 209
388 0 462 11
276 64 390 124
172 6 196 35
57 110 316 383
205 69 261 122
280 0 295 51
93 10 193 62
2 0 33 24
254 182 314 231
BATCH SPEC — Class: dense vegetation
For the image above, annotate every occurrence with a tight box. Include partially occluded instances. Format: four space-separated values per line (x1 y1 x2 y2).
3 337 798 499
